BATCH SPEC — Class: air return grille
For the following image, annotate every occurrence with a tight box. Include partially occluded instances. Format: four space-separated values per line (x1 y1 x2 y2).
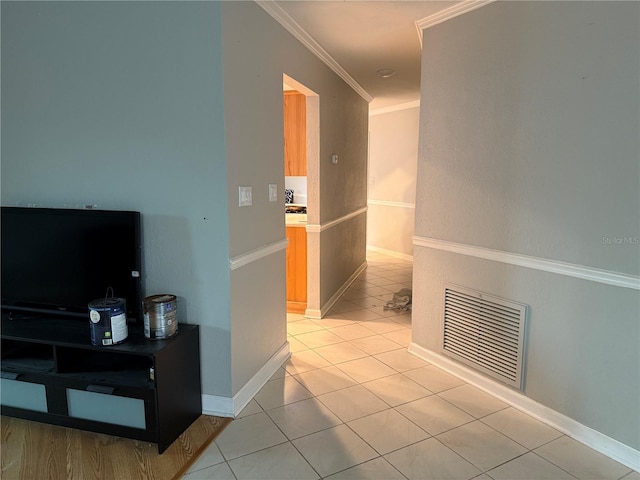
442 284 528 390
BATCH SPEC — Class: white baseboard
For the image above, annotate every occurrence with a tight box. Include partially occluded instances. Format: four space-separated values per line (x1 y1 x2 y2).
201 395 234 418
367 245 413 262
304 307 322 319
202 341 291 418
305 261 368 319
408 342 640 473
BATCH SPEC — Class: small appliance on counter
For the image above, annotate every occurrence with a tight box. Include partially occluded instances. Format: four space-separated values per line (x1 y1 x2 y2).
285 205 307 214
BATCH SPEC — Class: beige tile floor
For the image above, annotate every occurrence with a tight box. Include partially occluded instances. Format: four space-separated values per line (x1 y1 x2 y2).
184 252 638 480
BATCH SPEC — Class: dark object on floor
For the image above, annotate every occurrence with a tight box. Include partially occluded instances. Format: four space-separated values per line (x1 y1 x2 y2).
384 288 412 311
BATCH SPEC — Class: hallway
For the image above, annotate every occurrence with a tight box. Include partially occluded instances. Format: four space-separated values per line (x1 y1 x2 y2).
184 252 636 480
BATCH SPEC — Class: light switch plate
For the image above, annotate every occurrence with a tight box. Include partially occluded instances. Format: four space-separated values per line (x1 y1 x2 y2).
269 184 277 202
239 186 252 207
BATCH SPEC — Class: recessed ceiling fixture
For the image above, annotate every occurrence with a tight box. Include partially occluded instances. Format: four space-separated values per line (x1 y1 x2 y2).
376 68 395 78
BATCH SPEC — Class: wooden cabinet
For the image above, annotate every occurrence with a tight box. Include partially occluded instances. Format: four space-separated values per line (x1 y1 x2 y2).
1 318 202 453
286 226 307 313
283 91 306 176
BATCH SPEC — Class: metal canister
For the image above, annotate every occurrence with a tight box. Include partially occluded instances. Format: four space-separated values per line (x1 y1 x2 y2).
143 294 178 340
88 297 128 346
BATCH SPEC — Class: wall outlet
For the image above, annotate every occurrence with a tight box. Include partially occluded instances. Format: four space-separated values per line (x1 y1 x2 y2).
239 186 252 207
269 184 277 202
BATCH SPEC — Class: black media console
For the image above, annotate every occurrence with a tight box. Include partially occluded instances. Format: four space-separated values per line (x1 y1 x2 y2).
0 316 202 453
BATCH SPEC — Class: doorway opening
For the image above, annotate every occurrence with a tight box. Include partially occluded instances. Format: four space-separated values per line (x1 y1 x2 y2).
283 74 320 318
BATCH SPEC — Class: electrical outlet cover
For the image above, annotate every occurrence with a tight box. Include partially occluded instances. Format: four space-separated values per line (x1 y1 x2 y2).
269 184 277 202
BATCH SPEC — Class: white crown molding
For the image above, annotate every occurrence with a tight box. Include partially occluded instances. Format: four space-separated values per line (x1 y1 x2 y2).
413 235 640 290
408 343 640 472
415 0 496 46
370 100 420 117
368 199 415 209
256 1 373 104
229 238 288 271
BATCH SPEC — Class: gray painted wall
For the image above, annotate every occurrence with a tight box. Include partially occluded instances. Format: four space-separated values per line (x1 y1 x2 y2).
220 2 368 345
320 214 368 307
413 1 640 449
2 1 370 402
220 2 368 257
417 1 639 276
1 1 233 396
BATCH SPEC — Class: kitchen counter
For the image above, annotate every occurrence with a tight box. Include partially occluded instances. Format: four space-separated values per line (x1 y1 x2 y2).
286 213 307 227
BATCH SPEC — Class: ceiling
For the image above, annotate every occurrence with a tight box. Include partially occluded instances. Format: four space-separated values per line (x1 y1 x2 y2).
265 1 461 111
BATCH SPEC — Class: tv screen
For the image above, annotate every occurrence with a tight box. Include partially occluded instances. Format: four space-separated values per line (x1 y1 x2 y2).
1 207 142 323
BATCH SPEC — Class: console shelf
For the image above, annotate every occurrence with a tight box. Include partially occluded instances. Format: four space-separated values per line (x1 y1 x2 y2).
1 316 202 453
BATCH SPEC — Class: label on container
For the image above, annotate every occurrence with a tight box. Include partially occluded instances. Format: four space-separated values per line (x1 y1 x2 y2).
90 310 101 323
111 312 128 343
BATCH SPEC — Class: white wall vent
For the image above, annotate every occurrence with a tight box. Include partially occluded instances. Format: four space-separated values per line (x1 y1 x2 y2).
442 284 528 390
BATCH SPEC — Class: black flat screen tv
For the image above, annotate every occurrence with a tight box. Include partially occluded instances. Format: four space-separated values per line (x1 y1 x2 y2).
1 206 143 323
